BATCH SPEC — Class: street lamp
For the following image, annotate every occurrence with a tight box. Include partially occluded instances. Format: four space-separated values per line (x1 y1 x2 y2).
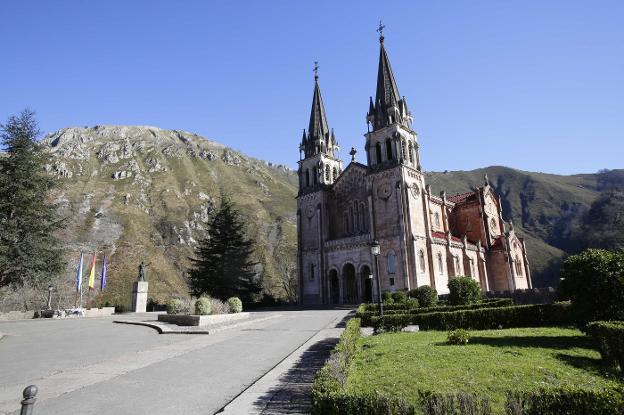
370 239 383 317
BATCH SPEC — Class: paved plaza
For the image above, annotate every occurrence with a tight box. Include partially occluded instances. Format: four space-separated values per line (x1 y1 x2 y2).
0 309 350 415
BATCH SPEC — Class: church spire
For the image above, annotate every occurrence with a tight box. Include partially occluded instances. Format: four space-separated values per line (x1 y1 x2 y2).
301 62 338 158
367 23 412 132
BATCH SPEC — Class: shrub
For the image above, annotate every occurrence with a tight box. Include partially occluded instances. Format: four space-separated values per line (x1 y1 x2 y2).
372 303 574 332
505 387 624 415
447 329 470 345
560 249 624 323
227 297 243 313
166 299 185 315
448 276 481 305
405 298 419 309
585 321 624 371
381 291 393 303
409 285 438 308
391 290 408 303
194 297 212 315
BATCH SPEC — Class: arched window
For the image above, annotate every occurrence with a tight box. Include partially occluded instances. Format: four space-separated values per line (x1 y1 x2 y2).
349 206 354 234
325 166 330 182
306 169 310 187
515 257 523 276
469 258 475 277
375 142 382 163
388 252 396 274
360 202 366 231
419 250 426 272
343 212 349 235
454 256 461 275
437 253 444 274
434 212 441 228
313 167 317 185
309 263 315 281
401 140 407 160
333 167 338 182
408 142 414 164
353 202 359 232
386 138 393 160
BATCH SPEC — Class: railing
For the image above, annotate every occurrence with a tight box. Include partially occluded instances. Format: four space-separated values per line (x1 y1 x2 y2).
324 233 371 249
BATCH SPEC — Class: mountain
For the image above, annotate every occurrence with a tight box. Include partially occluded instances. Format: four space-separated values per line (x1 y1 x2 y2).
37 125 623 306
41 125 298 307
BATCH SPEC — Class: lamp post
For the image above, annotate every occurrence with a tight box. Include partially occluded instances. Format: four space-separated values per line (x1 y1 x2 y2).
370 239 383 317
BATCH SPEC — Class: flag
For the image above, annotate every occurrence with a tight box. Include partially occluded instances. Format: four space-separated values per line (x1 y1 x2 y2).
100 255 107 290
76 252 84 292
88 253 96 289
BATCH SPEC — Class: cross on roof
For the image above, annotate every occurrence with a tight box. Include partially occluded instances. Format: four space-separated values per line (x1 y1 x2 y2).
377 20 386 41
313 61 319 80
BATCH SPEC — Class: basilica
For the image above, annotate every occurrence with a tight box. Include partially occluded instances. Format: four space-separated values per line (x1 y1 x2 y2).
296 31 531 305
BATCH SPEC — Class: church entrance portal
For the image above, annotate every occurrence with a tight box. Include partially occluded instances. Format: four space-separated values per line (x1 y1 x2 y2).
343 263 357 304
329 269 339 304
360 265 372 303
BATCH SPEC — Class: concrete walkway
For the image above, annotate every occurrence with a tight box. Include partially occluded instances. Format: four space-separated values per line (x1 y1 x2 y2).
0 309 351 415
218 314 349 414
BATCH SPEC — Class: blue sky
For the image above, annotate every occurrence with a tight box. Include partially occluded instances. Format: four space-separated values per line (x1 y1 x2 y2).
1 1 622 174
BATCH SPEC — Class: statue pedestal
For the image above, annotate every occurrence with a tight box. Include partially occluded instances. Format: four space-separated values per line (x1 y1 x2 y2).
131 281 148 313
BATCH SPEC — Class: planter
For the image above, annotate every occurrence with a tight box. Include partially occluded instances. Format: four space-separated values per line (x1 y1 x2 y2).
158 312 250 327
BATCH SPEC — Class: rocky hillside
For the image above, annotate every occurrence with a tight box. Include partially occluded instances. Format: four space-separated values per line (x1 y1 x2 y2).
39 125 622 305
42 125 298 307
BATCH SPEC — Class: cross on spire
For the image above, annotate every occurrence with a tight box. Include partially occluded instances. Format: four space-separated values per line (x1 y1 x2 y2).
377 20 386 42
313 61 319 81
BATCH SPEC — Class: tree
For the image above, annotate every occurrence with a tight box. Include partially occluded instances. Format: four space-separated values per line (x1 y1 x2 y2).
0 109 66 289
560 249 624 323
579 190 624 252
447 276 481 305
188 196 261 302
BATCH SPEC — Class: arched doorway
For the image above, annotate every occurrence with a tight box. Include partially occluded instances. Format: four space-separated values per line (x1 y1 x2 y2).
343 263 357 304
360 265 372 303
329 269 339 305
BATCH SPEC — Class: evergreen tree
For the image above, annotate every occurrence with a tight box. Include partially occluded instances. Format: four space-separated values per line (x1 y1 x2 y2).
0 110 66 289
188 196 261 302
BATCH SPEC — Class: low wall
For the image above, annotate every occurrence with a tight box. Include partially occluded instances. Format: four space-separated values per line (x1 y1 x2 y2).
158 312 250 327
84 307 115 317
0 310 36 321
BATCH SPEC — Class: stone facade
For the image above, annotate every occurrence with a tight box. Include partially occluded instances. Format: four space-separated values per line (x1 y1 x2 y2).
297 34 531 305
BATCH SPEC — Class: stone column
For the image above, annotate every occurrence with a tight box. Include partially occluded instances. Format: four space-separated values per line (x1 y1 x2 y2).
131 281 148 313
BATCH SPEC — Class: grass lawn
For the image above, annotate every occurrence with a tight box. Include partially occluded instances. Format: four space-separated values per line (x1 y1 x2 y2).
345 327 622 411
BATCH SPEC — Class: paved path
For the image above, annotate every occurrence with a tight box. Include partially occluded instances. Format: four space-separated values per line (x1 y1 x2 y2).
0 309 351 415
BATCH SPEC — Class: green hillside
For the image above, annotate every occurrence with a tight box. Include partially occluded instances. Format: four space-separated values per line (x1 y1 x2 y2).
42 125 298 307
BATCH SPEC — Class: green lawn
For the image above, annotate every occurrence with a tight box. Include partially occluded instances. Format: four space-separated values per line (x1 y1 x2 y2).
345 327 621 411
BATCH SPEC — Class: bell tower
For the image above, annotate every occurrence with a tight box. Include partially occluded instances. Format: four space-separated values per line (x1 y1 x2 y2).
298 63 342 194
365 24 421 170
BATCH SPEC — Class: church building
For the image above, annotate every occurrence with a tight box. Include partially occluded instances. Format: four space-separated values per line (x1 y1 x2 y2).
296 30 532 305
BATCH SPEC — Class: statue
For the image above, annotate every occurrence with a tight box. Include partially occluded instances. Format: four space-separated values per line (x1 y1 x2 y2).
138 261 146 282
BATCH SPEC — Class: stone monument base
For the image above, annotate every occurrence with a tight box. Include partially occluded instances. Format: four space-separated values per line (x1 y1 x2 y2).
132 281 148 313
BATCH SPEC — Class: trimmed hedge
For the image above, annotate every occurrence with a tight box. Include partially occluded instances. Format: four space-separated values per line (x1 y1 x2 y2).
506 387 624 415
357 299 514 327
312 318 361 411
586 321 624 371
448 276 481 305
372 303 574 332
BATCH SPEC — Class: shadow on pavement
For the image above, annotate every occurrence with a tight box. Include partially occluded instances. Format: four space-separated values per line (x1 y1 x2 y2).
252 336 340 414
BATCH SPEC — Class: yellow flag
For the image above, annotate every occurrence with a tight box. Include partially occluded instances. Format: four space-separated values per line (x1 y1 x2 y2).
88 253 96 289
